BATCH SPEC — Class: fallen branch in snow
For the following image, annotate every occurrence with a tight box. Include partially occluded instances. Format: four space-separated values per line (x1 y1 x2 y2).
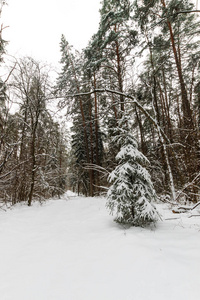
172 201 200 214
0 204 6 211
165 217 181 220
188 215 200 218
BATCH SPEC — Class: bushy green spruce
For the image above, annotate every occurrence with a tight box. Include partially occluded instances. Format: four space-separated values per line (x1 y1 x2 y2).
106 116 161 227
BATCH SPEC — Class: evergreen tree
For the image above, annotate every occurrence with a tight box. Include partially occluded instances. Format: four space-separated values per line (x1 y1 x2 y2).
106 115 160 226
92 0 137 113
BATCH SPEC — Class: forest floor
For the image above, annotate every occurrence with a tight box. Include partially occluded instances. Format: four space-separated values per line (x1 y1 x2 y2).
0 191 200 300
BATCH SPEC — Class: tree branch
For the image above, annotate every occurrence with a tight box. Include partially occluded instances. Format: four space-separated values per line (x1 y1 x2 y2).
175 10 200 15
172 201 200 214
66 88 171 144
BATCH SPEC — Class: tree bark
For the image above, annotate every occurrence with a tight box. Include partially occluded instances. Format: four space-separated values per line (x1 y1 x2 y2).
161 0 194 129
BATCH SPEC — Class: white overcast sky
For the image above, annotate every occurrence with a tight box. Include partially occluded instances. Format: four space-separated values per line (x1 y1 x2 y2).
2 0 101 66
1 0 199 68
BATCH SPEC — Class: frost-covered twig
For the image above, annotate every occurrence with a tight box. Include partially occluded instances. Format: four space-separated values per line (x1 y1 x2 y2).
92 183 109 190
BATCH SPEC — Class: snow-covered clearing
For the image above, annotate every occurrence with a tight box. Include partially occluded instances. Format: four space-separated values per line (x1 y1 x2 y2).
0 191 200 300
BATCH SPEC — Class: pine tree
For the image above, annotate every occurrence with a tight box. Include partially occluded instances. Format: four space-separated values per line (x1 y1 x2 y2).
106 115 160 226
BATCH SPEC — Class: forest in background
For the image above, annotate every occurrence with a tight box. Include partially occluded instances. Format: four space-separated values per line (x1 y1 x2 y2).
0 0 200 213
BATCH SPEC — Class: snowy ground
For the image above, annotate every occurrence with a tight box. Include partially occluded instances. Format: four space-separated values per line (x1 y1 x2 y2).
0 192 200 300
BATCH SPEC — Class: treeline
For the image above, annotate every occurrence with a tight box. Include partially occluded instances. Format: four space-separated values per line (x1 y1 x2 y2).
0 0 68 206
56 0 200 202
0 56 68 206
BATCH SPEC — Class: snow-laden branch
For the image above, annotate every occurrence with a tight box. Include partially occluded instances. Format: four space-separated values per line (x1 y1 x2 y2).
83 163 109 175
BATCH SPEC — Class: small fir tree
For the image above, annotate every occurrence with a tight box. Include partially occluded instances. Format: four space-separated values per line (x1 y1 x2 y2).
106 116 161 227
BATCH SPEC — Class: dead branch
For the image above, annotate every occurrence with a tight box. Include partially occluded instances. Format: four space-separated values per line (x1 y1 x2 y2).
175 10 200 15
4 62 17 84
165 217 180 220
172 201 200 214
175 172 200 202
188 215 200 218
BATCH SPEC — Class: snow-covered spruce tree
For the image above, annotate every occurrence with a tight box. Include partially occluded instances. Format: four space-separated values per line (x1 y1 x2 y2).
106 116 161 227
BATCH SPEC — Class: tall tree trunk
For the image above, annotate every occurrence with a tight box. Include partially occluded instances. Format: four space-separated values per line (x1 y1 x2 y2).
114 24 124 112
28 106 40 206
93 73 100 194
89 97 94 197
161 0 194 129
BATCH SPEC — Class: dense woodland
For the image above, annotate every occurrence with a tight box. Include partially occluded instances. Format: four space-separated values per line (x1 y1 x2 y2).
0 0 200 222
